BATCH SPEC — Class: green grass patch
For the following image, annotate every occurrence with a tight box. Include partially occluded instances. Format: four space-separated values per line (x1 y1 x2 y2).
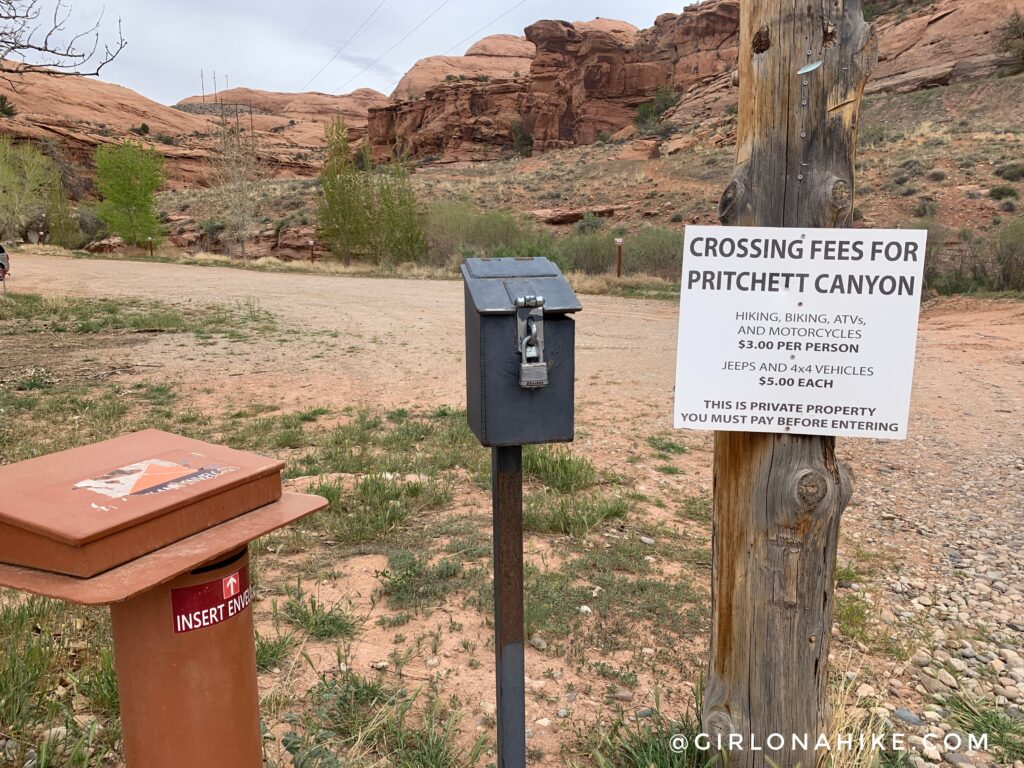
680 496 712 523
0 291 276 339
311 474 451 545
646 435 688 455
523 444 598 493
524 490 629 537
377 550 476 610
282 594 358 640
255 630 300 671
947 692 1024 761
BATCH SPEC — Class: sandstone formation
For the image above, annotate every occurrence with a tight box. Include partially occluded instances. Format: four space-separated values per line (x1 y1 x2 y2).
0 71 387 187
176 86 386 147
867 0 1023 94
369 0 1023 161
390 34 535 101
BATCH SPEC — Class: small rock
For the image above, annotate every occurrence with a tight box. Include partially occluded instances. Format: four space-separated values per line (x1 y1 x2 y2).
639 536 655 545
612 688 634 702
371 661 389 671
557 709 569 719
578 605 593 615
425 657 440 668
530 636 547 651
566 692 577 703
922 676 951 695
535 718 551 727
637 707 656 718
857 683 877 699
944 753 975 768
937 669 959 689
894 708 924 725
39 728 67 746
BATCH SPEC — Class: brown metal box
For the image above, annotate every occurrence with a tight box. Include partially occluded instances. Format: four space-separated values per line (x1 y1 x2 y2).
0 429 284 577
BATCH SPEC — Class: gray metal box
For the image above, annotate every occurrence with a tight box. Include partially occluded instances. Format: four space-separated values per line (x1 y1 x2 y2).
461 257 582 447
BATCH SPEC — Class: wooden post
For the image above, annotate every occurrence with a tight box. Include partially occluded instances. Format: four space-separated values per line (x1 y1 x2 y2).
615 237 623 278
703 2 876 767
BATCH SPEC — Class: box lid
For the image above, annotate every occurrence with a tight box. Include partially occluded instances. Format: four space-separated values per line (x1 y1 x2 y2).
0 430 284 546
461 257 582 315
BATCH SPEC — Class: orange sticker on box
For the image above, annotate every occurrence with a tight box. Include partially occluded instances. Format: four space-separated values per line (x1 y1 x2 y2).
74 458 238 500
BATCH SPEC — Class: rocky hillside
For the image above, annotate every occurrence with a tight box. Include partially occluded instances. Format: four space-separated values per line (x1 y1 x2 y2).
368 0 1024 162
0 74 385 187
176 86 386 147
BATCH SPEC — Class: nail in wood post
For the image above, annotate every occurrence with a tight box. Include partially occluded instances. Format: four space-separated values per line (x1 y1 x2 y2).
703 2 876 766
492 445 526 768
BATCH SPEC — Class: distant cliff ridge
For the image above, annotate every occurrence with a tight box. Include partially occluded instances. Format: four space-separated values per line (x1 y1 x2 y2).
369 0 1023 162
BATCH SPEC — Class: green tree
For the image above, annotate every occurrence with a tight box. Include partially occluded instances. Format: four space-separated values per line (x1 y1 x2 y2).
317 117 368 264
316 118 425 264
0 136 58 239
94 140 164 245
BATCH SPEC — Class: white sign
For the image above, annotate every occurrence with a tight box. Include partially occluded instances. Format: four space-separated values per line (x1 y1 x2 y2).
673 225 926 440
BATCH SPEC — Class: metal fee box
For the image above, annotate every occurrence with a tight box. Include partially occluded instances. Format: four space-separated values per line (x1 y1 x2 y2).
461 257 582 447
0 430 284 577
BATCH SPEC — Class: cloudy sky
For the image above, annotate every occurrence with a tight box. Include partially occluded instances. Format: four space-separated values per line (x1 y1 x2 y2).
55 0 691 105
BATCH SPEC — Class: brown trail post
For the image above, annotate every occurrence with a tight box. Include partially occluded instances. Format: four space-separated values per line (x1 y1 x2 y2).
702 2 877 767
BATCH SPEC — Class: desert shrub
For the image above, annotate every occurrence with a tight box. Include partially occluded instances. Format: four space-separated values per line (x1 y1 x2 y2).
990 185 1019 200
996 163 1024 182
996 10 1024 75
574 212 603 234
0 94 17 118
992 220 1024 291
613 227 684 279
511 121 533 157
858 124 902 148
76 206 107 243
94 140 164 245
913 197 939 218
927 169 947 182
130 122 150 136
424 201 542 264
46 188 86 248
634 103 659 134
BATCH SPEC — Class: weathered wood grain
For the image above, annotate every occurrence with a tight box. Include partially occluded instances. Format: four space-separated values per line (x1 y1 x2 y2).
704 2 876 766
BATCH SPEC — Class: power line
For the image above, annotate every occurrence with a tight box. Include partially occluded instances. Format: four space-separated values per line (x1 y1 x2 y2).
298 0 392 92
334 0 454 94
260 0 335 83
442 0 532 56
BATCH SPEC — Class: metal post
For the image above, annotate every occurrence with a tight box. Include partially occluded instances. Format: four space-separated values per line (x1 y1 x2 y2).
147 237 153 258
615 238 623 278
492 445 525 768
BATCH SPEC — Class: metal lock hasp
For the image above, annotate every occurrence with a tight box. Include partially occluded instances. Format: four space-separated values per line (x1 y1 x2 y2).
515 295 547 389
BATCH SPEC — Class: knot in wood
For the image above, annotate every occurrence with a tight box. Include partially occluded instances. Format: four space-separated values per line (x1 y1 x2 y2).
752 26 771 54
718 176 744 224
796 470 828 510
830 179 851 214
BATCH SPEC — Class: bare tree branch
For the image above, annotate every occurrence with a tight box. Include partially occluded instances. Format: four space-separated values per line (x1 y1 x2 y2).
0 0 126 90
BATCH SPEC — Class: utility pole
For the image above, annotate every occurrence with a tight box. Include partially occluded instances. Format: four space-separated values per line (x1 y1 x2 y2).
201 69 206 103
702 2 877 767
